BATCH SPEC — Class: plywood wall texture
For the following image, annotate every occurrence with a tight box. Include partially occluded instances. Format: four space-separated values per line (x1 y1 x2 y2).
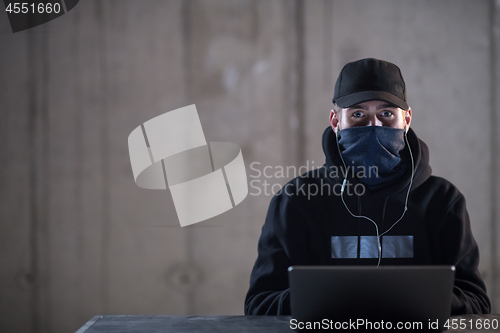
0 1 498 332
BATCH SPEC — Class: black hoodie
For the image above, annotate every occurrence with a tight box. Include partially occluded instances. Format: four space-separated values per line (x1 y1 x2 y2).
244 126 490 315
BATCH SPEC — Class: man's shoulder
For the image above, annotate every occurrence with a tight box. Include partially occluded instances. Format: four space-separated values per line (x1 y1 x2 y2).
268 167 332 205
421 175 461 190
288 167 326 184
280 167 333 194
417 175 464 204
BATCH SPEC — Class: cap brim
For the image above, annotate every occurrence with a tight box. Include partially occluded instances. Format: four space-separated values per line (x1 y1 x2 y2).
334 90 408 110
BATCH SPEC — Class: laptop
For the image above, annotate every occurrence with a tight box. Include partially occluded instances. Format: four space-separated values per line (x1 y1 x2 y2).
288 266 455 331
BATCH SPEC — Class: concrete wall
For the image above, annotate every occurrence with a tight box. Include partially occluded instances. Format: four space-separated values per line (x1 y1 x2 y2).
0 1 498 332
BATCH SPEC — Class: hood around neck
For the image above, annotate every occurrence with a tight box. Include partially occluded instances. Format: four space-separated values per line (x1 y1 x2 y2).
321 126 432 197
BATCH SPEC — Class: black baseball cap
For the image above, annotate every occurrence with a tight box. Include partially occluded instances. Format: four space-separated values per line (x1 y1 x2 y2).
332 58 408 110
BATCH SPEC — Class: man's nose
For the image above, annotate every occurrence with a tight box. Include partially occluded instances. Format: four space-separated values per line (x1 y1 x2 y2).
366 116 383 127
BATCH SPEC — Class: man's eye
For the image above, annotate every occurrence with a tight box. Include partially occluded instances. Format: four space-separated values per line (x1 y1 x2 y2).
352 112 363 118
381 111 393 117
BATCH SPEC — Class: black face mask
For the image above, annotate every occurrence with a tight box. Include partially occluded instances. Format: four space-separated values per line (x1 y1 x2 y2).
338 126 407 190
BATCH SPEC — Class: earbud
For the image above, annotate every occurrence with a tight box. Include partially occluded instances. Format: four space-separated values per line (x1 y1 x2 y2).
341 178 347 194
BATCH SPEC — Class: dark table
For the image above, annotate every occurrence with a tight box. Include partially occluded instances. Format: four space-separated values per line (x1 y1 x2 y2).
76 314 500 332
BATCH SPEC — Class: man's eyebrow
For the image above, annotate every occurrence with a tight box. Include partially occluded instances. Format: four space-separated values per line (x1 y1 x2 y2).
347 102 399 110
348 102 398 109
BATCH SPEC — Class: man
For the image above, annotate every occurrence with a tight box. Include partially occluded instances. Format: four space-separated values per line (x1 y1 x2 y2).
244 58 490 315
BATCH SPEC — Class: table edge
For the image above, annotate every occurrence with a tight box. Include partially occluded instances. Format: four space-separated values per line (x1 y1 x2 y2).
75 315 103 333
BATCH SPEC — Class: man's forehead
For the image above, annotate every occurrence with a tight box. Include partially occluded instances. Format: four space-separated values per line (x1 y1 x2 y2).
346 100 400 110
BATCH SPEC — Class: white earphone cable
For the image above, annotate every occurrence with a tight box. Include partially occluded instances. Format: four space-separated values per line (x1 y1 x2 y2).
335 124 415 267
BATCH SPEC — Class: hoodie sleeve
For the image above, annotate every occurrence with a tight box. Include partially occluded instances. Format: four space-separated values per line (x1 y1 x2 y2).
439 194 491 315
244 193 295 315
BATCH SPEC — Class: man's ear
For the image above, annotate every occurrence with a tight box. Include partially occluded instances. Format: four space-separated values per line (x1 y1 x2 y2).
404 107 412 132
330 109 339 134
